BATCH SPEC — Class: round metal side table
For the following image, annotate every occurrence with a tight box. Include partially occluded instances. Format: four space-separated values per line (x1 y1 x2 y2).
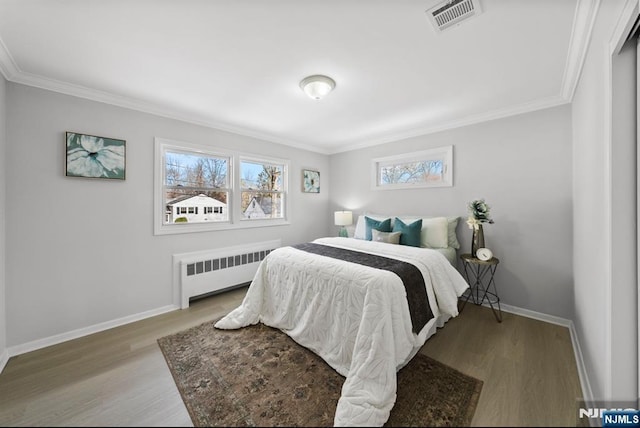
459 253 502 323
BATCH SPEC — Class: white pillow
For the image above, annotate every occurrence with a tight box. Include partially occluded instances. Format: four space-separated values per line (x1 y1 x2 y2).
447 216 461 250
371 229 401 245
395 216 449 248
354 214 389 240
421 217 449 248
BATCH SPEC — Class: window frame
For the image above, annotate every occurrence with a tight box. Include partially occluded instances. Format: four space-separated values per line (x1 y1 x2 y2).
154 137 290 235
371 145 453 191
239 156 288 222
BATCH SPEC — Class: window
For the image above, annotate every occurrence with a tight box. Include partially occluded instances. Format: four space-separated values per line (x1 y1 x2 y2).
240 159 286 220
163 148 230 225
154 138 290 235
372 145 453 190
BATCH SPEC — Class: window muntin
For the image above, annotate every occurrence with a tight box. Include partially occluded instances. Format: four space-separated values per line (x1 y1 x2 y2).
164 150 230 224
240 159 286 220
154 138 291 235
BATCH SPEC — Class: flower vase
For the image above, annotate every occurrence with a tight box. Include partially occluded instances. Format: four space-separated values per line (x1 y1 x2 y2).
471 224 485 257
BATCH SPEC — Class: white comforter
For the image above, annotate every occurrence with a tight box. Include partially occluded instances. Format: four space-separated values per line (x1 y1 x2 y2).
215 237 469 426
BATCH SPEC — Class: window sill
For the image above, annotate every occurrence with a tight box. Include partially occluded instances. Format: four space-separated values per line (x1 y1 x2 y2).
154 218 290 236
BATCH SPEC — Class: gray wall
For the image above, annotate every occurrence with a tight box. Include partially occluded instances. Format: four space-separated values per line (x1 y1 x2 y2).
0 75 6 361
572 0 633 402
5 83 330 347
329 104 574 319
611 36 637 402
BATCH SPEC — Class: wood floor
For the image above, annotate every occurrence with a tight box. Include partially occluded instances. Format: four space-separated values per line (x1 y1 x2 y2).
0 287 583 427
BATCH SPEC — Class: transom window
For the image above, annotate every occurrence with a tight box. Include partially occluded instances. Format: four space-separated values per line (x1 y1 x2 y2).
372 145 453 190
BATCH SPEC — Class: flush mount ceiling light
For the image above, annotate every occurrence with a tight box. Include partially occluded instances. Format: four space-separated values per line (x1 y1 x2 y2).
299 75 336 100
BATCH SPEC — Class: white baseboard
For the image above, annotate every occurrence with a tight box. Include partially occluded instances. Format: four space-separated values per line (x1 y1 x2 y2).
1 296 596 413
485 301 594 409
0 349 8 374
4 304 179 364
496 301 572 327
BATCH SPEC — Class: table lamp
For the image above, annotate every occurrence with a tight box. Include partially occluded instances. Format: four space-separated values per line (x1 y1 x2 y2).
334 211 353 238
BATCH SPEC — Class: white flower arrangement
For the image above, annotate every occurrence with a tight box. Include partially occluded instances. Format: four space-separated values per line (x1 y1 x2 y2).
467 198 494 230
466 216 480 230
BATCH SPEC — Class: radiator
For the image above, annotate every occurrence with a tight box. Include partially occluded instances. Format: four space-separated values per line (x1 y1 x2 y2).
174 239 281 309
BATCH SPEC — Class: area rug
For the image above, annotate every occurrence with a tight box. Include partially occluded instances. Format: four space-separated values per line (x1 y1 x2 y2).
157 321 483 427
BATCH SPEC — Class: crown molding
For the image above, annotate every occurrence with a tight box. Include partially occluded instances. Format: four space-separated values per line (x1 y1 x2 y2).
326 94 569 154
560 0 601 102
0 35 19 80
0 0 598 155
8 70 331 154
609 0 639 54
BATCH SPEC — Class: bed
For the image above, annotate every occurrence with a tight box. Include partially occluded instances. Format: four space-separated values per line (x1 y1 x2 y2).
215 216 469 427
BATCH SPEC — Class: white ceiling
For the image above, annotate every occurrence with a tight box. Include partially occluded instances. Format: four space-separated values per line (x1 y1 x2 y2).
0 0 594 154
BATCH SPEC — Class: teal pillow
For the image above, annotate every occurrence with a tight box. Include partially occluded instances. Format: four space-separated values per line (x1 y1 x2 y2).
393 218 422 247
365 216 391 241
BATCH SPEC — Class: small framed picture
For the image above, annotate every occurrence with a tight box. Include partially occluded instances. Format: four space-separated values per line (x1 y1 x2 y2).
66 132 126 180
302 169 320 193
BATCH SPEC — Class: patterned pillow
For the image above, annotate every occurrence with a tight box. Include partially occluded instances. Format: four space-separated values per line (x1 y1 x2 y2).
371 229 401 245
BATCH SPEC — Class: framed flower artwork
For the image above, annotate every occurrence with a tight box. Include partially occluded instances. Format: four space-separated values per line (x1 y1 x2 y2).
302 169 320 193
66 132 126 180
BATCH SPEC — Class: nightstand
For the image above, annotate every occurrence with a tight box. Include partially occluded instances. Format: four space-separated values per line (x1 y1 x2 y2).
459 253 502 322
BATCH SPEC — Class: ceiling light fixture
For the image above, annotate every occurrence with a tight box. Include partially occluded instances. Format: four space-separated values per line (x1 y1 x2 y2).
299 75 336 100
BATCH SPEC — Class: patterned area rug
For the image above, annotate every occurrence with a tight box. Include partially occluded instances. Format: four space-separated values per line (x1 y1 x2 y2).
157 321 482 427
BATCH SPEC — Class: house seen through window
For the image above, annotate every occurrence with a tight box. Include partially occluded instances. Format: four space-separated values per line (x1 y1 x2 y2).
164 150 230 224
156 138 290 234
240 159 285 220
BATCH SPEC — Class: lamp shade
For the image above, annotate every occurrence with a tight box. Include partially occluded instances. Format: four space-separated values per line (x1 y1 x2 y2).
334 211 353 226
300 75 336 100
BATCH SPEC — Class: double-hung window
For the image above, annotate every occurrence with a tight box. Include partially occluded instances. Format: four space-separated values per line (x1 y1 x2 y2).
240 158 286 220
154 138 289 235
163 149 230 224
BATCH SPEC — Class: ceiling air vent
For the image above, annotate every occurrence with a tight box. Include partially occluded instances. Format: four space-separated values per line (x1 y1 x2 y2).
426 0 482 32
